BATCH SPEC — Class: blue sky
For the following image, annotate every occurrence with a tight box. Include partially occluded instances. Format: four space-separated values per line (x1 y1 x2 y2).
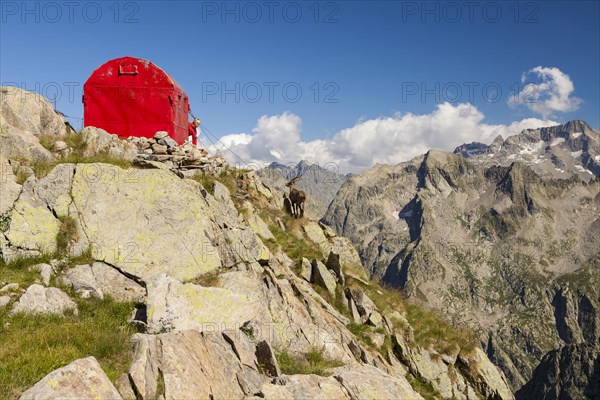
1 1 599 171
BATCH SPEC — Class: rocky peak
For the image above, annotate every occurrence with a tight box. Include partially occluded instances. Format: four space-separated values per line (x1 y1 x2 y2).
454 141 490 158
456 120 600 182
538 119 593 140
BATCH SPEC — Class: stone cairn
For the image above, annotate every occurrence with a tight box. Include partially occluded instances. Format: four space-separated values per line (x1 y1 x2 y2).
128 131 227 177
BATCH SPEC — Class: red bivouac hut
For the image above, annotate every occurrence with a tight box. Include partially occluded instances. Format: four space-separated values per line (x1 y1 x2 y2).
83 56 190 143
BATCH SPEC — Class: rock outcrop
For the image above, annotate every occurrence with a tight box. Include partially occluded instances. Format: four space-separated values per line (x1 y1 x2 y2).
0 86 67 163
0 154 22 215
18 357 123 400
60 261 145 301
10 284 77 316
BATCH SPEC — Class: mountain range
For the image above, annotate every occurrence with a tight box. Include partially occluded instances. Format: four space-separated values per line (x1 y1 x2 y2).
322 120 600 398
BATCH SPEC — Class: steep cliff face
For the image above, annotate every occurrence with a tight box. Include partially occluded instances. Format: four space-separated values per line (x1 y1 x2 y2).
515 343 600 400
323 121 600 395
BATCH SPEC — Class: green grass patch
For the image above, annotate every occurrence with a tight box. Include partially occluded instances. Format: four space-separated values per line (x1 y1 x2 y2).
15 168 30 185
62 132 86 152
38 133 85 153
0 296 138 398
186 271 221 287
0 254 54 289
193 174 217 194
30 132 134 179
31 158 56 180
403 301 476 354
276 348 343 376
32 152 133 180
56 216 78 257
67 247 95 268
347 323 375 348
406 373 442 400
266 220 322 272
38 134 57 151
190 168 254 211
346 276 477 355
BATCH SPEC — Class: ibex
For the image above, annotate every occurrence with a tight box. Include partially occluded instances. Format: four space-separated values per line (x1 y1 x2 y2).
285 176 306 218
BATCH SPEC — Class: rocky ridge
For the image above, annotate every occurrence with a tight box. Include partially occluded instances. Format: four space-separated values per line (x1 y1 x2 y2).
455 120 599 181
0 87 513 399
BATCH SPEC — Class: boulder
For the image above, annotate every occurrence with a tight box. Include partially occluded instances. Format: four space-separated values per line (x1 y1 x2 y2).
255 340 281 377
303 221 329 250
205 184 271 268
52 140 68 152
0 154 22 214
126 330 265 400
158 136 177 148
311 260 337 296
301 221 365 279
0 295 10 308
242 201 275 240
326 251 345 284
344 287 377 322
145 274 263 334
300 258 312 282
458 348 514 400
329 236 366 278
10 284 77 316
153 131 168 140
0 283 19 294
60 262 145 302
367 310 384 328
2 163 79 261
81 126 115 156
0 86 65 163
370 332 386 348
3 163 273 282
219 270 352 360
115 373 137 400
348 297 361 324
132 158 170 170
257 374 349 400
18 357 122 400
333 364 424 400
222 330 260 369
3 186 61 258
81 126 136 160
29 263 53 286
406 347 455 398
70 164 222 282
151 143 168 154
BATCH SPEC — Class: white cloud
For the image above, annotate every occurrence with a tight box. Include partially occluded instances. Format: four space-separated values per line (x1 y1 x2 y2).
508 66 581 118
212 104 558 174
